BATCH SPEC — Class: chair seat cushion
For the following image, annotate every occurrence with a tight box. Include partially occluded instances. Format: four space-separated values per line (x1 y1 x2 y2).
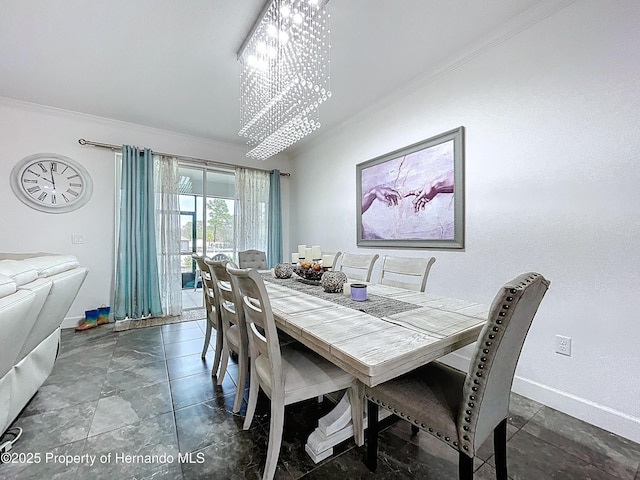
226 324 240 349
366 362 466 447
255 343 353 404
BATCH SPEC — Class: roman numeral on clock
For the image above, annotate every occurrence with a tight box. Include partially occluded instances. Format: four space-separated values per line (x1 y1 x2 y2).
66 189 79 197
27 186 41 194
37 192 48 201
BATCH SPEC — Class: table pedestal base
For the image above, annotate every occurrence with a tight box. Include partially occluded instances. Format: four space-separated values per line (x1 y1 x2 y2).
304 392 392 463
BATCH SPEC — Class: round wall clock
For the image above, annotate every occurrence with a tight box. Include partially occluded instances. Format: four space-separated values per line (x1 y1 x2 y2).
10 153 93 213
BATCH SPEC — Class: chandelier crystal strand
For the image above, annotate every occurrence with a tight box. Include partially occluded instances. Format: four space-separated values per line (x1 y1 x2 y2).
239 0 331 160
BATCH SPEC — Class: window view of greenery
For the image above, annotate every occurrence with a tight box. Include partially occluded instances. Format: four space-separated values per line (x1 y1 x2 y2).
181 198 234 256
178 166 235 291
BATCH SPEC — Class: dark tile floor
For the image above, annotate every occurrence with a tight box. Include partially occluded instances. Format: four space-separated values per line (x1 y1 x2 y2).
2 319 639 479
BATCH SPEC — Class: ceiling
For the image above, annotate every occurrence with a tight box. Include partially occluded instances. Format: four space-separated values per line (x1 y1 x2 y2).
0 0 549 156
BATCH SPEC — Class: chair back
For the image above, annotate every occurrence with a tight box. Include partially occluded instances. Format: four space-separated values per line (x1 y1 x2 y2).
458 272 550 454
238 249 268 269
379 255 436 292
207 259 245 338
227 266 283 395
193 255 216 315
324 251 341 269
339 253 379 282
211 253 230 261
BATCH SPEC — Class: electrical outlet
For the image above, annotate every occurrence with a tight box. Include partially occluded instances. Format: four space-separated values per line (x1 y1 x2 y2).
555 335 572 356
71 234 84 244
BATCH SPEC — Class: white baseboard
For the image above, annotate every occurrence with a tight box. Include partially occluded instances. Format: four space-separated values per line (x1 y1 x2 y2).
61 315 84 329
441 351 640 445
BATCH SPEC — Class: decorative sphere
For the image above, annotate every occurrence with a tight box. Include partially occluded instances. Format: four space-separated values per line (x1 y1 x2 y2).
320 271 347 293
274 263 293 279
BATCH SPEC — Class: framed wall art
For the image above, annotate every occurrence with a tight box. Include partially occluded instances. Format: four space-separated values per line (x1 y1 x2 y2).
356 126 464 249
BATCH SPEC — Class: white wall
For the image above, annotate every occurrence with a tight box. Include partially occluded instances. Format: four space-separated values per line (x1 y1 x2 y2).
0 98 291 325
288 1 640 442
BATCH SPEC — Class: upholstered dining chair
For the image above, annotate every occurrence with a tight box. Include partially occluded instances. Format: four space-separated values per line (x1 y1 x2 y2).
227 265 361 480
364 272 550 480
238 249 268 269
338 252 379 282
206 258 249 414
379 255 436 292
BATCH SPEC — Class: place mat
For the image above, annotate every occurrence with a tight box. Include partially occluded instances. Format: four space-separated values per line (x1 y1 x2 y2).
262 274 420 319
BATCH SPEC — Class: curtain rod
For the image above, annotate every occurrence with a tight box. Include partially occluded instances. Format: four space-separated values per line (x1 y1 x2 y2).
77 139 291 177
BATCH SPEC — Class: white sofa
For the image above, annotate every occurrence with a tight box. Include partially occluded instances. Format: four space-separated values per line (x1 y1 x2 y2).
0 253 88 436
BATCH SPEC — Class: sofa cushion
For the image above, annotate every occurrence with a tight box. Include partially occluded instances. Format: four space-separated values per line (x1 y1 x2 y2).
0 274 17 299
23 255 80 278
0 260 38 286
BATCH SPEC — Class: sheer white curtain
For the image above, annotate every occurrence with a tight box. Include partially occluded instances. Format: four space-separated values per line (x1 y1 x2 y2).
155 155 182 317
234 167 270 255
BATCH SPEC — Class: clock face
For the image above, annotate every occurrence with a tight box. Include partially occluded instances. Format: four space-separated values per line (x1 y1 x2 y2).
10 153 93 213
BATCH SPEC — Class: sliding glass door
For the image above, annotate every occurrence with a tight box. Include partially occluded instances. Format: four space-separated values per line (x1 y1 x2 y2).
178 164 235 309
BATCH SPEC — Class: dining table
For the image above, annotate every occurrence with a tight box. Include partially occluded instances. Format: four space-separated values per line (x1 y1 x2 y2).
261 273 490 463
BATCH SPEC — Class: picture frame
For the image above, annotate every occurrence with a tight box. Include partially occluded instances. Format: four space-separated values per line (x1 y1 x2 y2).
356 126 464 249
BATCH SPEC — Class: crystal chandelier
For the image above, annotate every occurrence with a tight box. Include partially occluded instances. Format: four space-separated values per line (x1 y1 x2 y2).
238 0 331 160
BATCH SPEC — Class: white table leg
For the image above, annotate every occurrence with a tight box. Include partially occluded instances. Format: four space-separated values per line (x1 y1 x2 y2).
304 386 391 463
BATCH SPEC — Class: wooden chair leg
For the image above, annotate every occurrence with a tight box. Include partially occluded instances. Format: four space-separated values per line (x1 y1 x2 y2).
263 401 285 480
211 312 223 375
243 364 259 430
216 339 230 385
493 418 508 480
365 400 379 472
348 382 364 447
459 451 474 480
201 322 212 359
233 351 249 413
